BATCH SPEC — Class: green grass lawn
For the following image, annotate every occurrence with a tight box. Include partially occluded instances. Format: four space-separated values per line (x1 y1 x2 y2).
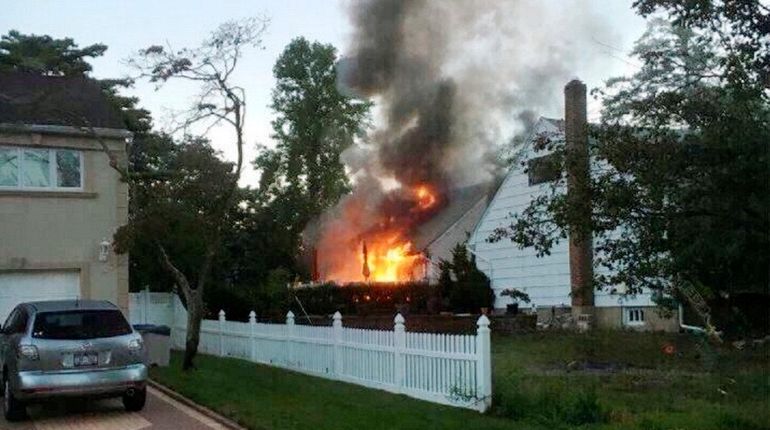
151 331 770 430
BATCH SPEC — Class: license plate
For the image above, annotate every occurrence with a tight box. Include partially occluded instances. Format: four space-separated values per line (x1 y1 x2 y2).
74 353 98 367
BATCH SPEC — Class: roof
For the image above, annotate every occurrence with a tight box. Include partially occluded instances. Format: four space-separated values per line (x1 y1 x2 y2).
0 72 126 130
413 181 497 250
468 117 564 244
541 117 565 132
23 300 119 313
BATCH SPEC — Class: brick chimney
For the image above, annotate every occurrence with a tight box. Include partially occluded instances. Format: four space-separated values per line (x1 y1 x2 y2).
564 79 594 320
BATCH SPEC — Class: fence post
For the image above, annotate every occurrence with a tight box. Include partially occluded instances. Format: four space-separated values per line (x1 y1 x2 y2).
286 311 295 367
249 311 256 362
142 286 150 324
332 311 343 376
218 309 226 357
475 315 492 412
394 313 406 392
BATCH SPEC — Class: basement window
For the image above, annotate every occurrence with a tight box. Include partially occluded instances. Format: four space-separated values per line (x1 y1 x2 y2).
625 307 645 326
527 154 560 186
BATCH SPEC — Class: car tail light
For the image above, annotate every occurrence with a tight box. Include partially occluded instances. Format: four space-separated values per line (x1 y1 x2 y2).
128 338 143 352
17 345 39 361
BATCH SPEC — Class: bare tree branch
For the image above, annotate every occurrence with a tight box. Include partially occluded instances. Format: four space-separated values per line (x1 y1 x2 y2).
128 16 268 370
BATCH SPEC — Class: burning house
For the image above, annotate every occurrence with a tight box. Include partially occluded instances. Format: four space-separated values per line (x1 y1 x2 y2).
301 0 506 286
305 181 496 284
302 0 618 288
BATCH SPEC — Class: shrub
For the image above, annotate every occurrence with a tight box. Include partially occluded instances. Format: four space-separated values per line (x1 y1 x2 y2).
289 282 438 316
203 267 293 321
564 389 605 425
439 243 494 313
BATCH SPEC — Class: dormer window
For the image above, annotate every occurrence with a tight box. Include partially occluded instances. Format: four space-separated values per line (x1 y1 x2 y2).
0 146 83 190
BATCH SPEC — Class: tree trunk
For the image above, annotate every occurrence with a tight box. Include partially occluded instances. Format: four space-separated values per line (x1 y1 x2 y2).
158 244 205 370
183 294 202 370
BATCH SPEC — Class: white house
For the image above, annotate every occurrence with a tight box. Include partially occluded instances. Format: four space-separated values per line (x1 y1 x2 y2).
468 116 678 331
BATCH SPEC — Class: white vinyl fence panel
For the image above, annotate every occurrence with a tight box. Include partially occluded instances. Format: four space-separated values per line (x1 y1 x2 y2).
170 298 493 412
128 290 175 326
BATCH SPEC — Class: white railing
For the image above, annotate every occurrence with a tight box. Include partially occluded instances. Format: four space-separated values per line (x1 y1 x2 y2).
171 301 492 412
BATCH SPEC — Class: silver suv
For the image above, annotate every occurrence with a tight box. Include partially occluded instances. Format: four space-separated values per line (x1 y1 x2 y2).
0 300 147 421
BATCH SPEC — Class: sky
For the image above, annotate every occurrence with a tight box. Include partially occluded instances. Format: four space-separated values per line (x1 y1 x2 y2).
2 0 647 187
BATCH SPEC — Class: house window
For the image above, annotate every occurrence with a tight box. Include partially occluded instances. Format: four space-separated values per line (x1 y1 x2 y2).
527 154 560 186
56 150 82 188
0 147 19 186
0 146 83 190
625 307 645 326
22 148 51 187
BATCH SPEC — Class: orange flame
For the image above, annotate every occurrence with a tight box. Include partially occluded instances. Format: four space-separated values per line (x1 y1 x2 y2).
316 184 439 283
413 184 437 210
365 240 422 282
324 231 425 283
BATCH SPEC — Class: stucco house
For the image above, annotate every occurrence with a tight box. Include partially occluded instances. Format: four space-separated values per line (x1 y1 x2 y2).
468 115 678 331
0 72 131 321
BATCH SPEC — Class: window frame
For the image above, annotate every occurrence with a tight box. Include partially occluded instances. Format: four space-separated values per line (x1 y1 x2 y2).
31 309 133 340
2 308 28 334
0 145 84 192
2 308 20 333
624 307 646 326
13 309 29 334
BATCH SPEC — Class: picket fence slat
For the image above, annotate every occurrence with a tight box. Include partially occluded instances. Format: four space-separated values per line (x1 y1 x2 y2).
158 295 491 412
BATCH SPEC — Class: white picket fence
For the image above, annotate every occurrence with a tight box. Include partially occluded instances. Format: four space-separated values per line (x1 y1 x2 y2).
170 301 493 412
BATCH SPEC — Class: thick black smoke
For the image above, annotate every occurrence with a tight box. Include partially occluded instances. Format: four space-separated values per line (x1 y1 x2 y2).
340 0 457 195
304 0 616 279
338 0 615 191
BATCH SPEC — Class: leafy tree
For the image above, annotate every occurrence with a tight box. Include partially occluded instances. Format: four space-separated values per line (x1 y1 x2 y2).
0 30 107 76
114 137 238 294
125 17 268 369
0 30 152 136
491 3 769 334
255 37 371 242
438 244 494 313
221 190 302 289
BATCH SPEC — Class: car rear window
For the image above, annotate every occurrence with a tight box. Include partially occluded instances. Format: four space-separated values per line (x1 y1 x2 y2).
32 310 132 339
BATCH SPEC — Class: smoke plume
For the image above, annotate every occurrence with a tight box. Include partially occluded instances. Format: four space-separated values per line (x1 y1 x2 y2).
307 0 614 282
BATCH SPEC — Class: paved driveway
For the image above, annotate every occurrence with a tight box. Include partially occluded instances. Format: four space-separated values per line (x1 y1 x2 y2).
0 386 228 430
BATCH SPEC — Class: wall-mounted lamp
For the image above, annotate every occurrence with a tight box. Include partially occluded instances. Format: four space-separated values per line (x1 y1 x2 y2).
99 238 111 262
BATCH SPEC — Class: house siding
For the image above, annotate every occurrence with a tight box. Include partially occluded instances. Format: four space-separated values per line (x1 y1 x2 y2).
469 118 672 330
425 197 489 281
0 130 129 313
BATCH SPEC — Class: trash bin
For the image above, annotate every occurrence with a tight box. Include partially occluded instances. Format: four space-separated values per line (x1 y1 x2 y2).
133 324 171 367
506 303 519 315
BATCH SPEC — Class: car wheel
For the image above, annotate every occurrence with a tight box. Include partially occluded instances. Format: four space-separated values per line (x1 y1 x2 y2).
122 387 146 412
3 378 25 421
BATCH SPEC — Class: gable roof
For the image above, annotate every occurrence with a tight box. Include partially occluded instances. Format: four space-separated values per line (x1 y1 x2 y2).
541 117 564 132
413 181 497 251
0 72 126 130
468 117 564 245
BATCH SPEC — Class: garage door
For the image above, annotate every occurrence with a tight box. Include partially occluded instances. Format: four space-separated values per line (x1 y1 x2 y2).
0 271 80 323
